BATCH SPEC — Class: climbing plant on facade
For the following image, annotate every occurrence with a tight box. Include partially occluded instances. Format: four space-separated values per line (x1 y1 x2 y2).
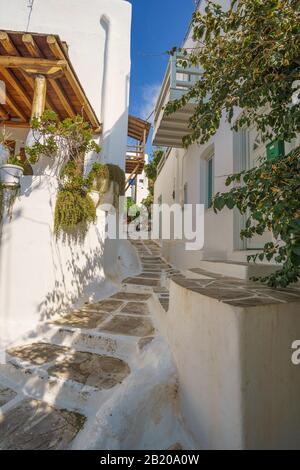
26 111 125 240
166 0 300 287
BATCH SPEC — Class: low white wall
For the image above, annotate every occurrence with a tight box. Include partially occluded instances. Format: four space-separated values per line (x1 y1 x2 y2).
0 176 139 348
154 279 300 449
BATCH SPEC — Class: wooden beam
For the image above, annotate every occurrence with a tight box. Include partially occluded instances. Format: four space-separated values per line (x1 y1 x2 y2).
22 33 41 58
22 34 64 118
31 75 47 119
5 92 27 121
0 68 32 111
0 103 9 119
0 56 67 77
0 120 30 129
47 35 100 129
0 32 18 56
0 32 55 113
48 79 76 117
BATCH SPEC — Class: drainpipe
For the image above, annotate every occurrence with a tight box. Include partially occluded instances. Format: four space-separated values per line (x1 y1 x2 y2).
100 14 111 163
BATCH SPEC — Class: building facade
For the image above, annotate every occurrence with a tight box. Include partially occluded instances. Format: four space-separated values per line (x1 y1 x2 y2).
0 0 137 346
152 0 300 269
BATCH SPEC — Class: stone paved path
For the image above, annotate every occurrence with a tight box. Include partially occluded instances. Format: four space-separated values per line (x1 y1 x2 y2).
0 240 185 450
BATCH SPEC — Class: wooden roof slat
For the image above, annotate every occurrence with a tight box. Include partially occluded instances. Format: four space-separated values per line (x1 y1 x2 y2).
0 31 36 101
0 30 101 131
0 103 9 119
22 34 75 118
5 91 27 121
0 32 18 56
0 68 32 111
46 35 100 129
128 114 151 142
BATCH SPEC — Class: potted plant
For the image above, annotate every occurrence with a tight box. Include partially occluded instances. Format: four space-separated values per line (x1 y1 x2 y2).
0 130 24 188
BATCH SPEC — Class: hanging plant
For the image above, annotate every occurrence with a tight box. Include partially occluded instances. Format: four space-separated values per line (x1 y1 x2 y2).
54 189 96 240
25 111 126 240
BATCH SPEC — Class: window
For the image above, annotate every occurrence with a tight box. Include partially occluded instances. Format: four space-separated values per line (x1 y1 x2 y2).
207 156 214 208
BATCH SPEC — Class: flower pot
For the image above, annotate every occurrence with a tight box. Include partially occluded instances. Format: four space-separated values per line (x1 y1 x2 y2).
0 164 24 187
89 190 101 207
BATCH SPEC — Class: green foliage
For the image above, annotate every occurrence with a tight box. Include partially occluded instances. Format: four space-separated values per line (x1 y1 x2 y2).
24 111 104 240
144 149 164 198
7 155 33 176
166 0 300 147
144 150 163 183
141 193 154 209
213 146 300 287
126 196 141 221
166 0 300 287
26 110 101 165
54 189 96 240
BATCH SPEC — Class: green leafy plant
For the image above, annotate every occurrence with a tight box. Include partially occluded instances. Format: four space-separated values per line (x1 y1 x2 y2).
166 0 300 287
213 147 300 287
54 189 96 240
142 149 164 209
26 110 101 167
26 111 101 239
7 155 33 176
27 111 126 238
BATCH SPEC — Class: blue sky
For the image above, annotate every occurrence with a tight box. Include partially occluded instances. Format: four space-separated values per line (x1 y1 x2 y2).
127 0 197 154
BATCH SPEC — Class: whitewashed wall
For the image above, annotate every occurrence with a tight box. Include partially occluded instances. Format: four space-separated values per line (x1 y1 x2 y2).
0 176 140 348
0 1 136 347
154 116 236 268
0 0 131 169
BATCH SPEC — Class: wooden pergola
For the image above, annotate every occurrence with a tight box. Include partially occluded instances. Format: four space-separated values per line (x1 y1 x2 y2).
126 115 151 193
0 30 101 130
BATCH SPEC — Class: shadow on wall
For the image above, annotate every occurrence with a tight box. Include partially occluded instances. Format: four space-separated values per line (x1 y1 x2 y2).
0 175 140 348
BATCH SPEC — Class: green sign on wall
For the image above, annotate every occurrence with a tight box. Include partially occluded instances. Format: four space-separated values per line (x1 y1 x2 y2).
266 140 285 161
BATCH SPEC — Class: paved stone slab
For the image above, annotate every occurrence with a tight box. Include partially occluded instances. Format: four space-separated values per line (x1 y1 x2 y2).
120 302 150 316
0 399 85 450
139 272 161 279
101 315 154 337
7 343 67 365
0 386 17 407
111 292 151 301
83 299 124 313
124 278 160 287
48 351 130 389
53 311 109 329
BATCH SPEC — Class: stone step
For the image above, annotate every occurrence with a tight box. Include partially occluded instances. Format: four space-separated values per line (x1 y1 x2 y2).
0 342 131 410
193 260 278 280
40 324 145 359
0 398 86 450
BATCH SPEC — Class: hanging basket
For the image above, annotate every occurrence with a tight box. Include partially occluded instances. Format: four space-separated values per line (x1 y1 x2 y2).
0 164 24 188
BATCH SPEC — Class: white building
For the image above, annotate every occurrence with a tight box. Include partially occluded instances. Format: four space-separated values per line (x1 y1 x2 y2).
0 0 141 346
153 0 300 269
125 153 149 205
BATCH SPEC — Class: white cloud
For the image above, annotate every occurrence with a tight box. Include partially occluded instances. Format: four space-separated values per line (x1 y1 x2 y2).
139 83 161 122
